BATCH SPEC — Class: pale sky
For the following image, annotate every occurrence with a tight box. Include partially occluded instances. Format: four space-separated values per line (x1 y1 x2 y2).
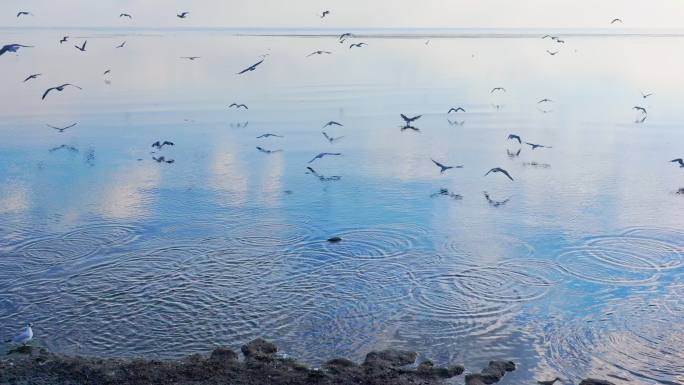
1 0 684 30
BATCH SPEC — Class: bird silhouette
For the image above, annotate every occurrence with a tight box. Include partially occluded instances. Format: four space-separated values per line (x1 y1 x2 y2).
671 158 684 167
16 11 32 18
400 114 422 124
74 40 87 52
60 36 68 44
555 38 565 43
23 73 41 82
349 43 367 49
116 41 126 48
256 146 282 154
542 35 554 39
49 144 79 153
507 134 522 144
431 159 462 173
485 167 514 181
151 141 174 149
257 133 283 138
611 18 623 24
307 166 341 181
0 43 33 56
47 122 77 132
507 148 521 158
119 13 132 19
400 125 420 132
237 58 264 74
320 10 330 18
525 142 552 150
177 12 189 18
152 156 174 164
229 103 248 109
641 91 653 99
483 191 510 207
633 106 647 114
491 87 506 93
308 152 341 163
307 50 332 57
546 50 558 55
42 83 82 100
323 121 343 128
181 56 200 60
322 131 344 143
339 33 353 42
448 107 465 113
103 70 111 75
538 98 553 103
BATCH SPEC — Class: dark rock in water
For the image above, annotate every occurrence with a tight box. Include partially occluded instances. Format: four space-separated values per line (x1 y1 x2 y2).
324 357 357 373
327 236 342 243
241 338 277 360
209 347 238 365
580 379 616 385
466 360 515 385
364 349 417 367
417 360 465 378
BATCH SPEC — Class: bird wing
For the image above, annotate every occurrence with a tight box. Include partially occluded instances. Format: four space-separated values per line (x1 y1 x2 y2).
500 169 514 180
448 108 456 113
431 159 445 169
162 141 174 146
41 87 54 100
322 132 331 140
485 168 494 176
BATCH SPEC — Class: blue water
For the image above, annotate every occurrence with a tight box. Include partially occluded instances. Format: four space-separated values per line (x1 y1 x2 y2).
0 29 683 385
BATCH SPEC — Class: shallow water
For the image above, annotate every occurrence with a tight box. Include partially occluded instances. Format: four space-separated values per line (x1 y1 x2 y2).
1 29 683 385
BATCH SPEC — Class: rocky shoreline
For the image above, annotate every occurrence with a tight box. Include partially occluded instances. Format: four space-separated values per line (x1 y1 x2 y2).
1 338 616 385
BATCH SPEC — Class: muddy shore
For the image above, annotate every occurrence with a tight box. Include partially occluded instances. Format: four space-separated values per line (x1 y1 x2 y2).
0 338 614 385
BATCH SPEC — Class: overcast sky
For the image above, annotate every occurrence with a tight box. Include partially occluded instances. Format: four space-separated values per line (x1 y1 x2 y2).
1 0 683 30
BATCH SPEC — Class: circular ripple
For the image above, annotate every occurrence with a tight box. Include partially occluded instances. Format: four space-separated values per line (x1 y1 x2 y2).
224 218 319 255
438 234 536 260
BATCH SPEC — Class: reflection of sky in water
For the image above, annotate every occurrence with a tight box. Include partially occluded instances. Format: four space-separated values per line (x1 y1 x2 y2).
0 30 683 385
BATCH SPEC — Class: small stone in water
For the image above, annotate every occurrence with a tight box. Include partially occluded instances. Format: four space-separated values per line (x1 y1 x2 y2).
327 236 342 243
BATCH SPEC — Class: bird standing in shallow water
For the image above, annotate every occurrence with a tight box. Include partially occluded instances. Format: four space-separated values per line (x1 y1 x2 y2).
5 323 33 345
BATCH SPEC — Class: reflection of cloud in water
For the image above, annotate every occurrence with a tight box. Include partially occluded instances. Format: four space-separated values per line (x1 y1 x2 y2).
98 164 160 220
0 181 30 214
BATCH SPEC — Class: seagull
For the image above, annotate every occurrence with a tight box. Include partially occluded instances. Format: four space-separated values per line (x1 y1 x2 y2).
349 43 367 49
339 33 353 42
47 122 77 132
322 131 344 143
228 103 248 109
257 133 283 138
49 144 78 153
485 167 514 181
152 156 175 164
525 142 552 150
119 13 132 19
320 10 330 18
537 378 562 385
177 12 189 18
641 91 653 99
611 18 623 24
491 87 506 93
103 70 111 75
237 58 264 74
151 141 174 149
0 44 33 56
507 134 522 144
42 83 82 100
400 114 422 124
483 191 510 207
633 106 647 114
546 50 558 55
16 11 32 18
5 323 33 345
60 36 68 44
307 50 332 57
74 40 87 52
323 121 343 128
116 41 126 48
23 73 41 82
671 158 684 167
400 125 420 132
431 159 462 173
542 35 554 39
256 146 282 154
308 152 341 163
180 56 200 60
538 98 553 103
307 166 341 181
555 39 565 43
448 107 465 113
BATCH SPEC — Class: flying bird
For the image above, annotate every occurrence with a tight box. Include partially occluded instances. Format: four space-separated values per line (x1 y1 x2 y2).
116 41 126 48
229 103 248 109
322 131 344 143
555 39 565 43
256 146 282 154
103 69 111 75
151 141 174 149
42 83 82 100
60 36 68 44
431 159 462 173
307 166 341 181
0 43 33 56
400 114 422 124
525 142 552 150
339 32 353 42
538 98 553 103
542 35 554 39
320 10 330 18
47 122 78 133
633 106 647 114
152 156 174 164
5 323 33 345
49 144 78 153
180 56 200 60
483 191 510 207
401 125 420 132
177 12 189 18
307 50 332 57
641 91 653 99
23 73 41 82
448 107 465 113
485 167 514 181
546 50 558 55
507 134 522 144
257 133 283 138
491 87 506 93
308 152 341 163
119 13 132 19
349 42 367 49
237 58 264 74
323 121 343 128
74 40 87 52
611 18 623 24
16 11 32 18
671 158 684 167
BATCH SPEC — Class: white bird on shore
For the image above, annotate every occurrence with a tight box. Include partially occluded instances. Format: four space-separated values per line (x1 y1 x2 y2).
5 323 33 345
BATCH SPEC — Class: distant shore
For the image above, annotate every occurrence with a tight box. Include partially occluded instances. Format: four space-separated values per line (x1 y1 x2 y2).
1 338 616 385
